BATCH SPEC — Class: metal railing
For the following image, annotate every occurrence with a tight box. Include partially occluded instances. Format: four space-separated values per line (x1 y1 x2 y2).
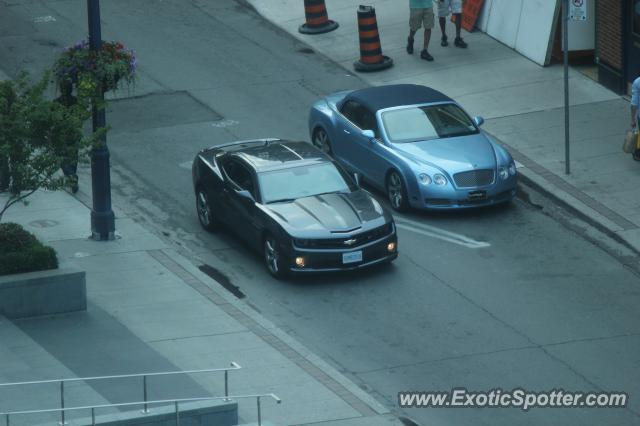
0 363 241 425
0 393 281 426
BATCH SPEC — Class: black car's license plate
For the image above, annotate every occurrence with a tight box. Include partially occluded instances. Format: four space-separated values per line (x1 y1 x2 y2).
343 251 363 264
468 190 487 201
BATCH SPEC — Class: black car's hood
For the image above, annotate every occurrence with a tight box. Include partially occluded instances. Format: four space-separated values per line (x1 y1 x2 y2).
263 190 388 234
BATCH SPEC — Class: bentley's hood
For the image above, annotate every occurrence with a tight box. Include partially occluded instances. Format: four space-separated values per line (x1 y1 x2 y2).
393 133 497 173
263 190 388 234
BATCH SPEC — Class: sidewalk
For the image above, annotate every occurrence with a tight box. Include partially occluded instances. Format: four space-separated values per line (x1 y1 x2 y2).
245 0 640 253
0 190 403 426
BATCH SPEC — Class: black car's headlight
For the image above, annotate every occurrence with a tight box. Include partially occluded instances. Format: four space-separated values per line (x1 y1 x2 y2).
293 238 311 247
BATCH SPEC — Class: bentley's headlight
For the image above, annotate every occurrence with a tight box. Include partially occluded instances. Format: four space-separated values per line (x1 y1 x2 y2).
498 166 509 180
418 173 432 185
433 173 447 186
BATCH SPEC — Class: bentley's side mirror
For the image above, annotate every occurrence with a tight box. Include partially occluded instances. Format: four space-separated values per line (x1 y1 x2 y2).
473 116 485 127
353 173 361 187
362 129 375 140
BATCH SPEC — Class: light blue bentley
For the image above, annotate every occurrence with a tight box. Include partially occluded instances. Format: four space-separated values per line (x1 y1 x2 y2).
308 84 517 212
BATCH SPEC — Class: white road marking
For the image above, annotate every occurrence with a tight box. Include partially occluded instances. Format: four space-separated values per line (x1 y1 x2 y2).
211 119 239 128
179 161 192 170
515 160 524 169
33 16 56 23
395 218 490 249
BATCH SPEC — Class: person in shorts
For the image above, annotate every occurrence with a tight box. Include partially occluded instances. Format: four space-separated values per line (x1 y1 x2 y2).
437 0 467 48
407 0 435 61
631 75 640 161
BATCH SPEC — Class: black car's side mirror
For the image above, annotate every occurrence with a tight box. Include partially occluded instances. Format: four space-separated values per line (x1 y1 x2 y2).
353 172 361 187
236 189 255 202
473 116 485 127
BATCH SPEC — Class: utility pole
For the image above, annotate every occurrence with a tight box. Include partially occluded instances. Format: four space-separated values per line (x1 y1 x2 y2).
562 0 570 175
87 0 115 240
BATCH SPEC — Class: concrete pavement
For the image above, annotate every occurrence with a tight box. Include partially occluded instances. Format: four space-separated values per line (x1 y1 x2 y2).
0 191 403 426
245 0 640 254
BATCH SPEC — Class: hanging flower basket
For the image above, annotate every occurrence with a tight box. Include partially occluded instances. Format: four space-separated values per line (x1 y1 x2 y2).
54 40 137 97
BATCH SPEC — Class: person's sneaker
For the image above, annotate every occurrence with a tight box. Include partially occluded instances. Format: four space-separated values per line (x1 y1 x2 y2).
454 37 468 48
420 49 434 61
441 35 448 47
406 37 414 54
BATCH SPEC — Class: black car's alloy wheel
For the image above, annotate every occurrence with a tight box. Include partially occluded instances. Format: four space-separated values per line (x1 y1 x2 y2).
312 128 332 155
196 188 218 231
264 234 287 279
386 171 409 212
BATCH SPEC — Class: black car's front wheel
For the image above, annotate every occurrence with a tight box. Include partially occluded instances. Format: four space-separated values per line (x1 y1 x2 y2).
386 171 410 212
264 234 288 279
196 187 218 232
312 128 332 156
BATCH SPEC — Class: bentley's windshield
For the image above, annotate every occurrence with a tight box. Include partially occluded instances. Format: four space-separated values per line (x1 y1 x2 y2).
381 103 478 143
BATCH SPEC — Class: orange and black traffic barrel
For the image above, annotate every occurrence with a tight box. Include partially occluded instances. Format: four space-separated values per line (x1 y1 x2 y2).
299 0 339 34
353 5 392 72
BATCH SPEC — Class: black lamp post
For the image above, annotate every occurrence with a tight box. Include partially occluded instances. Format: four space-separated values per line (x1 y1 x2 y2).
87 0 115 240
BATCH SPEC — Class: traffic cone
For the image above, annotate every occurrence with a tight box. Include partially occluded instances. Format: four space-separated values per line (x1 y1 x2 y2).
353 5 393 72
299 0 339 34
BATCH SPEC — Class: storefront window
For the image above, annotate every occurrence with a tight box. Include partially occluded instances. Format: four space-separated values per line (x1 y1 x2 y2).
635 0 640 36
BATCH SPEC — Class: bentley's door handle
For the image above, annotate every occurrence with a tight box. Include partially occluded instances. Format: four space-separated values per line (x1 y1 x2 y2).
343 129 351 134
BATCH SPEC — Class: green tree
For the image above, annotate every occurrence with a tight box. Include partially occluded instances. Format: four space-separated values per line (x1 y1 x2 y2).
0 72 102 222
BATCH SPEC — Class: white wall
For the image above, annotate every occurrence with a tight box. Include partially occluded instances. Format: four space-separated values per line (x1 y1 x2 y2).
478 0 560 66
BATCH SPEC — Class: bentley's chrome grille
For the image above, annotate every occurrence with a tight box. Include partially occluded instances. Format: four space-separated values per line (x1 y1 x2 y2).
453 169 494 187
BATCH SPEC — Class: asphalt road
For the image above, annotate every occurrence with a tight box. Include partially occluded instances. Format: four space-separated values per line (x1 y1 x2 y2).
1 1 640 425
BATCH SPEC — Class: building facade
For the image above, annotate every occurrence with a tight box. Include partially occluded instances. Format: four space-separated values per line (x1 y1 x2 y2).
596 0 640 94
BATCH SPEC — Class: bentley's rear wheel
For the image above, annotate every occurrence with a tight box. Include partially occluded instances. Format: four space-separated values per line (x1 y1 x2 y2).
312 128 332 156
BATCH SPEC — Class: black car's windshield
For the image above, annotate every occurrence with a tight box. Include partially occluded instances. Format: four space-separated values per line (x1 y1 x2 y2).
259 162 355 203
381 103 478 143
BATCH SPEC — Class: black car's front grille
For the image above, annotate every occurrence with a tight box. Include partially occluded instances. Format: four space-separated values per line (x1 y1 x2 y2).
453 169 494 187
295 222 393 249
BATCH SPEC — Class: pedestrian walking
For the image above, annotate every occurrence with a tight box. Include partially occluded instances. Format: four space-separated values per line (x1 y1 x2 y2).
407 0 435 61
437 0 467 48
55 81 80 193
631 75 640 161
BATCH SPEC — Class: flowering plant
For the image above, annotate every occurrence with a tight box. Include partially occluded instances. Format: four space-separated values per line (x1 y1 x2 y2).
54 40 137 97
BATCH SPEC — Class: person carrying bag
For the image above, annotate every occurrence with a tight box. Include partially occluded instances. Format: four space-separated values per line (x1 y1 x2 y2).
630 75 640 161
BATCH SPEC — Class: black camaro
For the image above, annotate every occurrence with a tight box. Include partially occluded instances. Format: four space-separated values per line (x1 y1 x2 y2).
191 138 398 278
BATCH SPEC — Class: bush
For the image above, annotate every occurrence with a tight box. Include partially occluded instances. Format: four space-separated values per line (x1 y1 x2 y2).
0 222 58 275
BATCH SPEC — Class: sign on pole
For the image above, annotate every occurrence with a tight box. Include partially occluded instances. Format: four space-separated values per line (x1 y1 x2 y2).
569 0 587 21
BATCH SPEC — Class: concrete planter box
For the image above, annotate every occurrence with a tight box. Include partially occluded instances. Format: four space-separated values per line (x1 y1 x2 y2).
0 268 86 319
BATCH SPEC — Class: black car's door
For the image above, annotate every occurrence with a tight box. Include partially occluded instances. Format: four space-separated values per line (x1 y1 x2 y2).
219 158 262 247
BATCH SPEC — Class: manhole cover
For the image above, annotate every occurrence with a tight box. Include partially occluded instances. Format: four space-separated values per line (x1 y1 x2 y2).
107 91 223 133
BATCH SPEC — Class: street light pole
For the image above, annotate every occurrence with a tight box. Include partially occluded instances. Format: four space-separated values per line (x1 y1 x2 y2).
562 0 570 175
87 0 115 240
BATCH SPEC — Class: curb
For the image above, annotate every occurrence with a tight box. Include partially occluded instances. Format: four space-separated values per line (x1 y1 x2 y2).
155 248 392 417
495 139 640 256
